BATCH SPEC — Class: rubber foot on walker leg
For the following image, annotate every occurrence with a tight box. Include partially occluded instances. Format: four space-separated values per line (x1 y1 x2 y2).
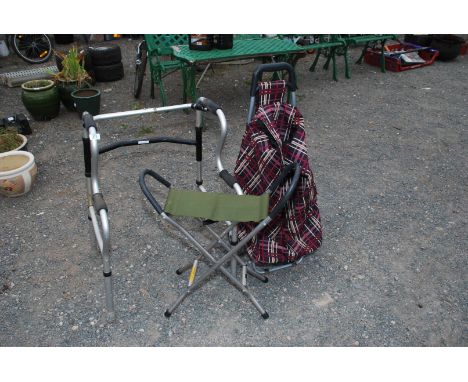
164 310 172 318
262 277 269 283
106 311 116 323
175 269 183 275
261 312 269 320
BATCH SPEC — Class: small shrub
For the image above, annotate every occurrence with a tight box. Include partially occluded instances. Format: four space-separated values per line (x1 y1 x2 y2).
0 128 23 153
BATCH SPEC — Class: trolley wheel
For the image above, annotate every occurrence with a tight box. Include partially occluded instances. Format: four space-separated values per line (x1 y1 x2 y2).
133 41 147 99
11 34 53 64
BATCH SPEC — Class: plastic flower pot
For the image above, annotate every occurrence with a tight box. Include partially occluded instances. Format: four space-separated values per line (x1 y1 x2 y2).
71 88 101 118
0 151 37 197
21 79 60 121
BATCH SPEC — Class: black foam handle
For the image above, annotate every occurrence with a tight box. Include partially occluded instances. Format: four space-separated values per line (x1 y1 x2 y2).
93 193 108 213
139 169 171 215
195 97 221 116
250 62 297 96
82 137 91 178
219 169 237 189
82 112 96 131
196 126 202 162
269 162 301 220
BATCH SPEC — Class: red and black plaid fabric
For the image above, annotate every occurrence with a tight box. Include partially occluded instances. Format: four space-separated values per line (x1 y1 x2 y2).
255 80 288 110
234 102 322 265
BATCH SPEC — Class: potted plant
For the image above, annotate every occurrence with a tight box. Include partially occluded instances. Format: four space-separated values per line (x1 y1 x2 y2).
54 46 92 111
21 79 60 121
0 127 28 154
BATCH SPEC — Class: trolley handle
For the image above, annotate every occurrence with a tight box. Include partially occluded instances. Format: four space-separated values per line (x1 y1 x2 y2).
250 62 297 96
269 162 301 220
139 169 171 215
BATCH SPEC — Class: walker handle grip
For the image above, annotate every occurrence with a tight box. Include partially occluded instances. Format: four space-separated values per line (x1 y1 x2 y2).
250 62 297 96
82 112 96 131
219 169 236 189
195 97 221 116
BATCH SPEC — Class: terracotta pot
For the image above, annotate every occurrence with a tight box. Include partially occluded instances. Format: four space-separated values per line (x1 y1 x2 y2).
0 151 37 197
21 79 60 121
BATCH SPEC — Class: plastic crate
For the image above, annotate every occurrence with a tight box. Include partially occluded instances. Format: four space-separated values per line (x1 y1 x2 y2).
364 42 439 72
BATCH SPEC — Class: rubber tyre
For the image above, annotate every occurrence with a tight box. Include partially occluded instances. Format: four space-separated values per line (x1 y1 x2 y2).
93 62 124 82
11 34 53 64
88 44 122 66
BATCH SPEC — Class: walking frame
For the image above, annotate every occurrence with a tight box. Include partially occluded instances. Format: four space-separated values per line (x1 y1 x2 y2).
82 97 301 321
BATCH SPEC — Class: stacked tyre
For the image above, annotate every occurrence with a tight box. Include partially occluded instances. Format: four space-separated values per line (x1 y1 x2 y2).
88 44 124 82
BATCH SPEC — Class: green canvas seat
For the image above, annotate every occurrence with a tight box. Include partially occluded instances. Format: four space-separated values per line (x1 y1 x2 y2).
164 188 269 222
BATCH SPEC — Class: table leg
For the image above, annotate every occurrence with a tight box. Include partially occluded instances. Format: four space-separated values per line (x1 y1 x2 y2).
150 71 155 99
196 63 211 89
182 67 188 104
356 42 369 64
309 49 321 72
343 45 350 79
157 71 167 106
188 65 197 103
331 48 337 81
323 49 333 70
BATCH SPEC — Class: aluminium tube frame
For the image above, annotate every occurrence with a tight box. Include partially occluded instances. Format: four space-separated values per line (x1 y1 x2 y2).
82 97 236 321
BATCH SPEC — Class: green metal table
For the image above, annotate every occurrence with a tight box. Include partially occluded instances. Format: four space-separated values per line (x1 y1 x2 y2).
172 38 304 101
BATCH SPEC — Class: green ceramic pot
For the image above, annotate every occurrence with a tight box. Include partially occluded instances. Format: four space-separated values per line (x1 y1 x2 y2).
71 88 101 118
57 79 89 111
21 80 60 121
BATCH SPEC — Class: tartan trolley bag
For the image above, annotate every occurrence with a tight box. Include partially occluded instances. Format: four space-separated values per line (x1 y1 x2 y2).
235 63 322 269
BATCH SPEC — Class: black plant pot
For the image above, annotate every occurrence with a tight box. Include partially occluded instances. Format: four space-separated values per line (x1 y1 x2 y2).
430 35 462 61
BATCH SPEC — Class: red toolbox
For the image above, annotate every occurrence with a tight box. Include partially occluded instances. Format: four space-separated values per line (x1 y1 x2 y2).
364 42 439 72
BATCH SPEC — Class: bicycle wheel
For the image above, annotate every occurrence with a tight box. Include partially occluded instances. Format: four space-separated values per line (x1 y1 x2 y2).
11 34 53 64
133 41 147 98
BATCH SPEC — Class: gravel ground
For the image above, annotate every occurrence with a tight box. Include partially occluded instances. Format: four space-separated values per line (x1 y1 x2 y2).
0 37 466 347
